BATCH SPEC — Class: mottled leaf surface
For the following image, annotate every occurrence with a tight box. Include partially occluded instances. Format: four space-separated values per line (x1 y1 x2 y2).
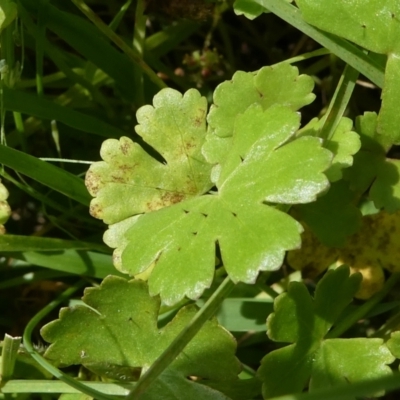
41 276 240 391
85 88 212 225
257 266 393 398
105 104 331 305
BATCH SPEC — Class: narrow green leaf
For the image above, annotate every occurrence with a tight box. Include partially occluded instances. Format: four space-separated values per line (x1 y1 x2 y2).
18 0 137 101
0 334 21 383
253 0 384 88
8 250 117 279
3 87 125 138
0 145 91 205
0 235 108 252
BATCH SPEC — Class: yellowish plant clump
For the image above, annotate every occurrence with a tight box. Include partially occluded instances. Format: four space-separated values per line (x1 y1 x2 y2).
287 211 400 299
0 179 11 234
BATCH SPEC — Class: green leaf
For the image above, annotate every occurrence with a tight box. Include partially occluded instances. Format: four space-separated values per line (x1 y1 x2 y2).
41 276 240 394
206 63 314 139
294 180 362 247
100 103 330 305
257 266 394 398
233 0 266 19
0 0 17 31
298 117 361 182
295 0 400 144
3 87 125 139
86 88 212 225
138 369 232 400
323 119 361 182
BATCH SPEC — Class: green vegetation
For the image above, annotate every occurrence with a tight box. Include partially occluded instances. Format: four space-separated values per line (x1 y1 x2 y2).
2 1 400 399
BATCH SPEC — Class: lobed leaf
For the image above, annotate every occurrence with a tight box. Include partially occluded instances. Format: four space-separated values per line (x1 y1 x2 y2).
103 104 331 305
203 63 315 168
41 276 240 394
257 266 393 398
86 88 212 225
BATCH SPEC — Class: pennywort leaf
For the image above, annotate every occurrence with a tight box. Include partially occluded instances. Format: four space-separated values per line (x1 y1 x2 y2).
41 276 240 399
87 66 332 305
258 266 394 398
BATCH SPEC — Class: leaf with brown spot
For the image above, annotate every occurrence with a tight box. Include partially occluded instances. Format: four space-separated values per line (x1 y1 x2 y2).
104 105 331 305
85 88 212 225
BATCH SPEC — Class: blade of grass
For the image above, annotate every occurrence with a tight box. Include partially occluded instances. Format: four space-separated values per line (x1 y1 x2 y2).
7 250 121 279
128 276 236 398
2 86 124 138
256 0 384 88
70 0 167 91
35 0 49 97
132 0 146 105
1 380 134 394
0 145 90 205
0 334 21 384
0 235 108 252
326 272 400 339
319 63 360 140
18 0 147 102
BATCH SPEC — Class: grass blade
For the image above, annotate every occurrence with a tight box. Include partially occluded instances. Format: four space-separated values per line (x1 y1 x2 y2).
0 145 91 205
256 0 384 88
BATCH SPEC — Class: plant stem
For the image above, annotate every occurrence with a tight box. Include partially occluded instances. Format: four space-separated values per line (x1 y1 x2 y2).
71 0 167 90
319 63 359 140
326 272 400 339
127 276 236 399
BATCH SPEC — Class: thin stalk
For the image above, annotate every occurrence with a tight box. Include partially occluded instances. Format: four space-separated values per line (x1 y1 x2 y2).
128 276 236 398
133 0 146 105
257 0 384 88
326 272 400 339
318 63 359 140
71 0 166 89
36 0 49 97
